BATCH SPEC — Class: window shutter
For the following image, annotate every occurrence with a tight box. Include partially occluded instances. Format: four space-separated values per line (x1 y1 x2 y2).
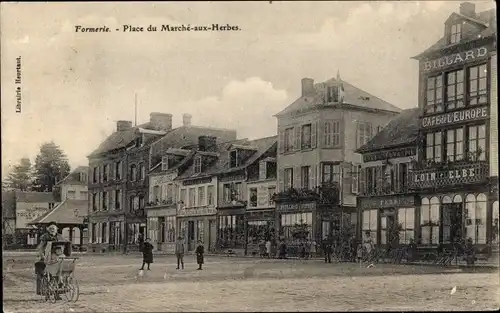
294 126 301 151
294 166 301 189
311 121 318 149
278 168 285 192
309 165 317 190
278 130 284 154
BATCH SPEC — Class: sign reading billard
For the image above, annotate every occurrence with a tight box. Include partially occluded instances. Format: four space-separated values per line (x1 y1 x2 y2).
421 107 488 129
276 202 315 213
363 147 416 162
422 47 488 72
360 196 416 210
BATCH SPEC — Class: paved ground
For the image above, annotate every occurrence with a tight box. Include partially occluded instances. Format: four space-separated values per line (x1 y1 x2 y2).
3 254 499 312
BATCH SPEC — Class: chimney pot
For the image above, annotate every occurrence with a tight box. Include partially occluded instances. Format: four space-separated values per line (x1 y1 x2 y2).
149 112 173 131
459 2 476 18
301 78 315 97
117 120 133 132
182 113 192 127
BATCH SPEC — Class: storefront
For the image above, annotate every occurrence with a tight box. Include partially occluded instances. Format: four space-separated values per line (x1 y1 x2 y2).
146 207 176 253
177 206 217 253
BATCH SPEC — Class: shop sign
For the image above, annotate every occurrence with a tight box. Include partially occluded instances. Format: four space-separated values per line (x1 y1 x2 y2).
16 206 50 228
409 163 488 189
177 206 216 217
360 196 416 210
421 106 488 129
182 177 212 186
150 172 177 185
147 207 176 217
363 147 416 162
276 202 315 213
422 47 488 72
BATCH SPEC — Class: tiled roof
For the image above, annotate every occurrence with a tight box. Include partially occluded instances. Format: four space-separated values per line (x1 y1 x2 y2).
2 191 16 219
275 78 401 117
356 108 420 153
29 199 88 225
56 166 89 186
16 191 56 203
412 9 495 60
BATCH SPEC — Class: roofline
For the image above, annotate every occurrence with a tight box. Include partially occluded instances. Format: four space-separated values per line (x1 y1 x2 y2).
275 102 401 118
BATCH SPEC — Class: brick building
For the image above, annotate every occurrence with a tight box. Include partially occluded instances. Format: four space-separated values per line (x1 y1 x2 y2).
410 2 498 253
273 73 401 251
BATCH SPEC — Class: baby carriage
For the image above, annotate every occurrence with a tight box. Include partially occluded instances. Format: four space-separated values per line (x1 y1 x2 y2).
36 241 80 303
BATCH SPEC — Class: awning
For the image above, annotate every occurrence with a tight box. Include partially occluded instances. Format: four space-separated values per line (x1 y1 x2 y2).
28 199 88 225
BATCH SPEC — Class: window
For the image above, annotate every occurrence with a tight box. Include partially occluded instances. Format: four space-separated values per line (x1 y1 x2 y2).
468 64 487 106
218 215 245 248
324 120 341 148
322 163 341 185
115 189 121 210
130 164 137 181
166 184 174 203
180 189 187 206
301 166 310 189
139 163 145 180
362 210 378 244
234 182 242 201
207 185 214 206
93 167 98 183
284 168 293 190
67 190 76 199
446 128 464 162
268 186 276 205
468 125 486 161
284 127 294 152
425 75 443 113
357 122 373 148
223 183 232 203
301 124 312 149
115 161 122 180
450 23 461 44
445 69 464 110
249 188 258 207
194 156 202 173
420 197 440 245
102 192 108 210
101 222 107 243
259 161 267 180
425 132 442 163
230 150 239 168
139 195 145 210
161 156 169 171
153 185 160 203
91 223 97 243
103 164 109 182
398 208 415 244
326 86 339 102
465 194 487 244
189 188 196 207
281 213 313 242
79 173 87 183
197 186 205 206
492 201 499 245
92 193 97 212
351 164 359 194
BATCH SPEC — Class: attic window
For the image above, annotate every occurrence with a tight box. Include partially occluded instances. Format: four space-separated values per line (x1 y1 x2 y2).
194 156 202 173
326 86 339 102
230 150 239 168
259 161 267 180
162 156 169 171
79 172 87 183
450 23 462 44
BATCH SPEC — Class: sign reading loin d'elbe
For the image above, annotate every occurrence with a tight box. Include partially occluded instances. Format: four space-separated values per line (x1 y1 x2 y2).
409 163 488 189
422 47 488 72
421 106 488 129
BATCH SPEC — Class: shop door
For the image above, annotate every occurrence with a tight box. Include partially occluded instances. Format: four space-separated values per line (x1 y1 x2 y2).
450 203 463 243
187 221 195 251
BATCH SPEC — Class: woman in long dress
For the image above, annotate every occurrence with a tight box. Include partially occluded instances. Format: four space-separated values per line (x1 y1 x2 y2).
363 231 374 259
195 241 204 270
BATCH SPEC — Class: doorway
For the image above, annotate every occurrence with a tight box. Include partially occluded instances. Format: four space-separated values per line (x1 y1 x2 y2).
187 221 195 251
381 214 397 248
442 203 463 244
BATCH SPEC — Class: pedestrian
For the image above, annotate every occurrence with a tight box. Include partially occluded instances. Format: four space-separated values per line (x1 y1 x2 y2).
195 240 204 270
310 240 317 259
278 239 287 259
363 231 374 259
175 236 185 270
265 239 272 259
305 240 311 260
140 238 154 271
258 239 266 258
322 236 332 263
356 241 364 268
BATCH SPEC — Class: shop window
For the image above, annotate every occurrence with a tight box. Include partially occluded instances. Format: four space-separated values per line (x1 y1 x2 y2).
425 132 442 163
218 215 245 248
247 220 270 244
446 128 464 162
468 64 488 106
465 193 487 244
467 125 486 161
398 208 415 244
281 212 313 243
425 75 443 114
158 217 166 243
101 222 107 243
322 221 331 239
492 201 499 245
362 210 377 245
445 69 464 110
420 197 440 245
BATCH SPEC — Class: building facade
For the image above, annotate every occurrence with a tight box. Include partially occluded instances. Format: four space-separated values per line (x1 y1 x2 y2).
15 192 57 246
356 108 420 248
274 74 401 249
410 2 498 253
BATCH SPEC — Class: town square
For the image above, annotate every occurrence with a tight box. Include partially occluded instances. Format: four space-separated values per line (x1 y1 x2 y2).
2 1 499 311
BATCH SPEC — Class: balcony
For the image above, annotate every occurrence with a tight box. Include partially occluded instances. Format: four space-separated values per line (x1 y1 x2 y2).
272 184 340 205
408 161 489 190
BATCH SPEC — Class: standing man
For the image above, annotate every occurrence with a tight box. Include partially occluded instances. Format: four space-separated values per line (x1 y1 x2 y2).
175 236 185 270
322 235 332 264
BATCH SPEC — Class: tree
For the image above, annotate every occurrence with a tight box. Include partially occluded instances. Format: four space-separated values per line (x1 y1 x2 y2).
5 158 33 191
32 141 71 192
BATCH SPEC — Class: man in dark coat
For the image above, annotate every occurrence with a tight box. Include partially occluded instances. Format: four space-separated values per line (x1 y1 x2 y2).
195 240 204 270
322 235 333 263
140 238 154 270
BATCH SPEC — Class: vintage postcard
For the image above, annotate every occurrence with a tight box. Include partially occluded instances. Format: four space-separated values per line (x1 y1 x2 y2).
1 1 498 312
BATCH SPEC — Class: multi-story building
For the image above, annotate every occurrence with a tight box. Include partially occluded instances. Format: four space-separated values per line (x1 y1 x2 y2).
273 73 401 249
410 2 497 252
87 112 236 253
356 108 420 248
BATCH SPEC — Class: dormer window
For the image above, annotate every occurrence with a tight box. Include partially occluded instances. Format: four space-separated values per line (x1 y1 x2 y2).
230 150 239 168
326 86 339 102
194 156 202 173
259 161 267 180
79 172 87 183
162 156 169 171
450 23 462 44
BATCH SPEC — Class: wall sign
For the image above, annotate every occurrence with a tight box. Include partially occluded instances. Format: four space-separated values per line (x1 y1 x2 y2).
16 206 51 228
360 196 417 210
177 206 216 217
409 163 488 189
363 147 417 162
422 47 488 72
150 172 177 185
276 202 315 213
182 177 212 186
421 106 488 129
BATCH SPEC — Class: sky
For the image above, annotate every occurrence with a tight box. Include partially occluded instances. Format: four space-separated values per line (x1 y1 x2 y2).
1 1 495 178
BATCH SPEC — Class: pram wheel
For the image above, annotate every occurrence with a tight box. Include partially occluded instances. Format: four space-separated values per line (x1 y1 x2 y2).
63 275 80 303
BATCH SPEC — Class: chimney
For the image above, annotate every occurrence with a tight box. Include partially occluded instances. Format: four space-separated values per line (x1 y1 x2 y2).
460 2 476 18
198 136 217 152
301 78 315 97
182 113 192 127
117 120 133 132
149 112 173 131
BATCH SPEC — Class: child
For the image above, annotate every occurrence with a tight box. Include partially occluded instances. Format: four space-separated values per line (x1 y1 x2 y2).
51 245 65 264
356 241 364 268
140 238 154 271
195 240 204 270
